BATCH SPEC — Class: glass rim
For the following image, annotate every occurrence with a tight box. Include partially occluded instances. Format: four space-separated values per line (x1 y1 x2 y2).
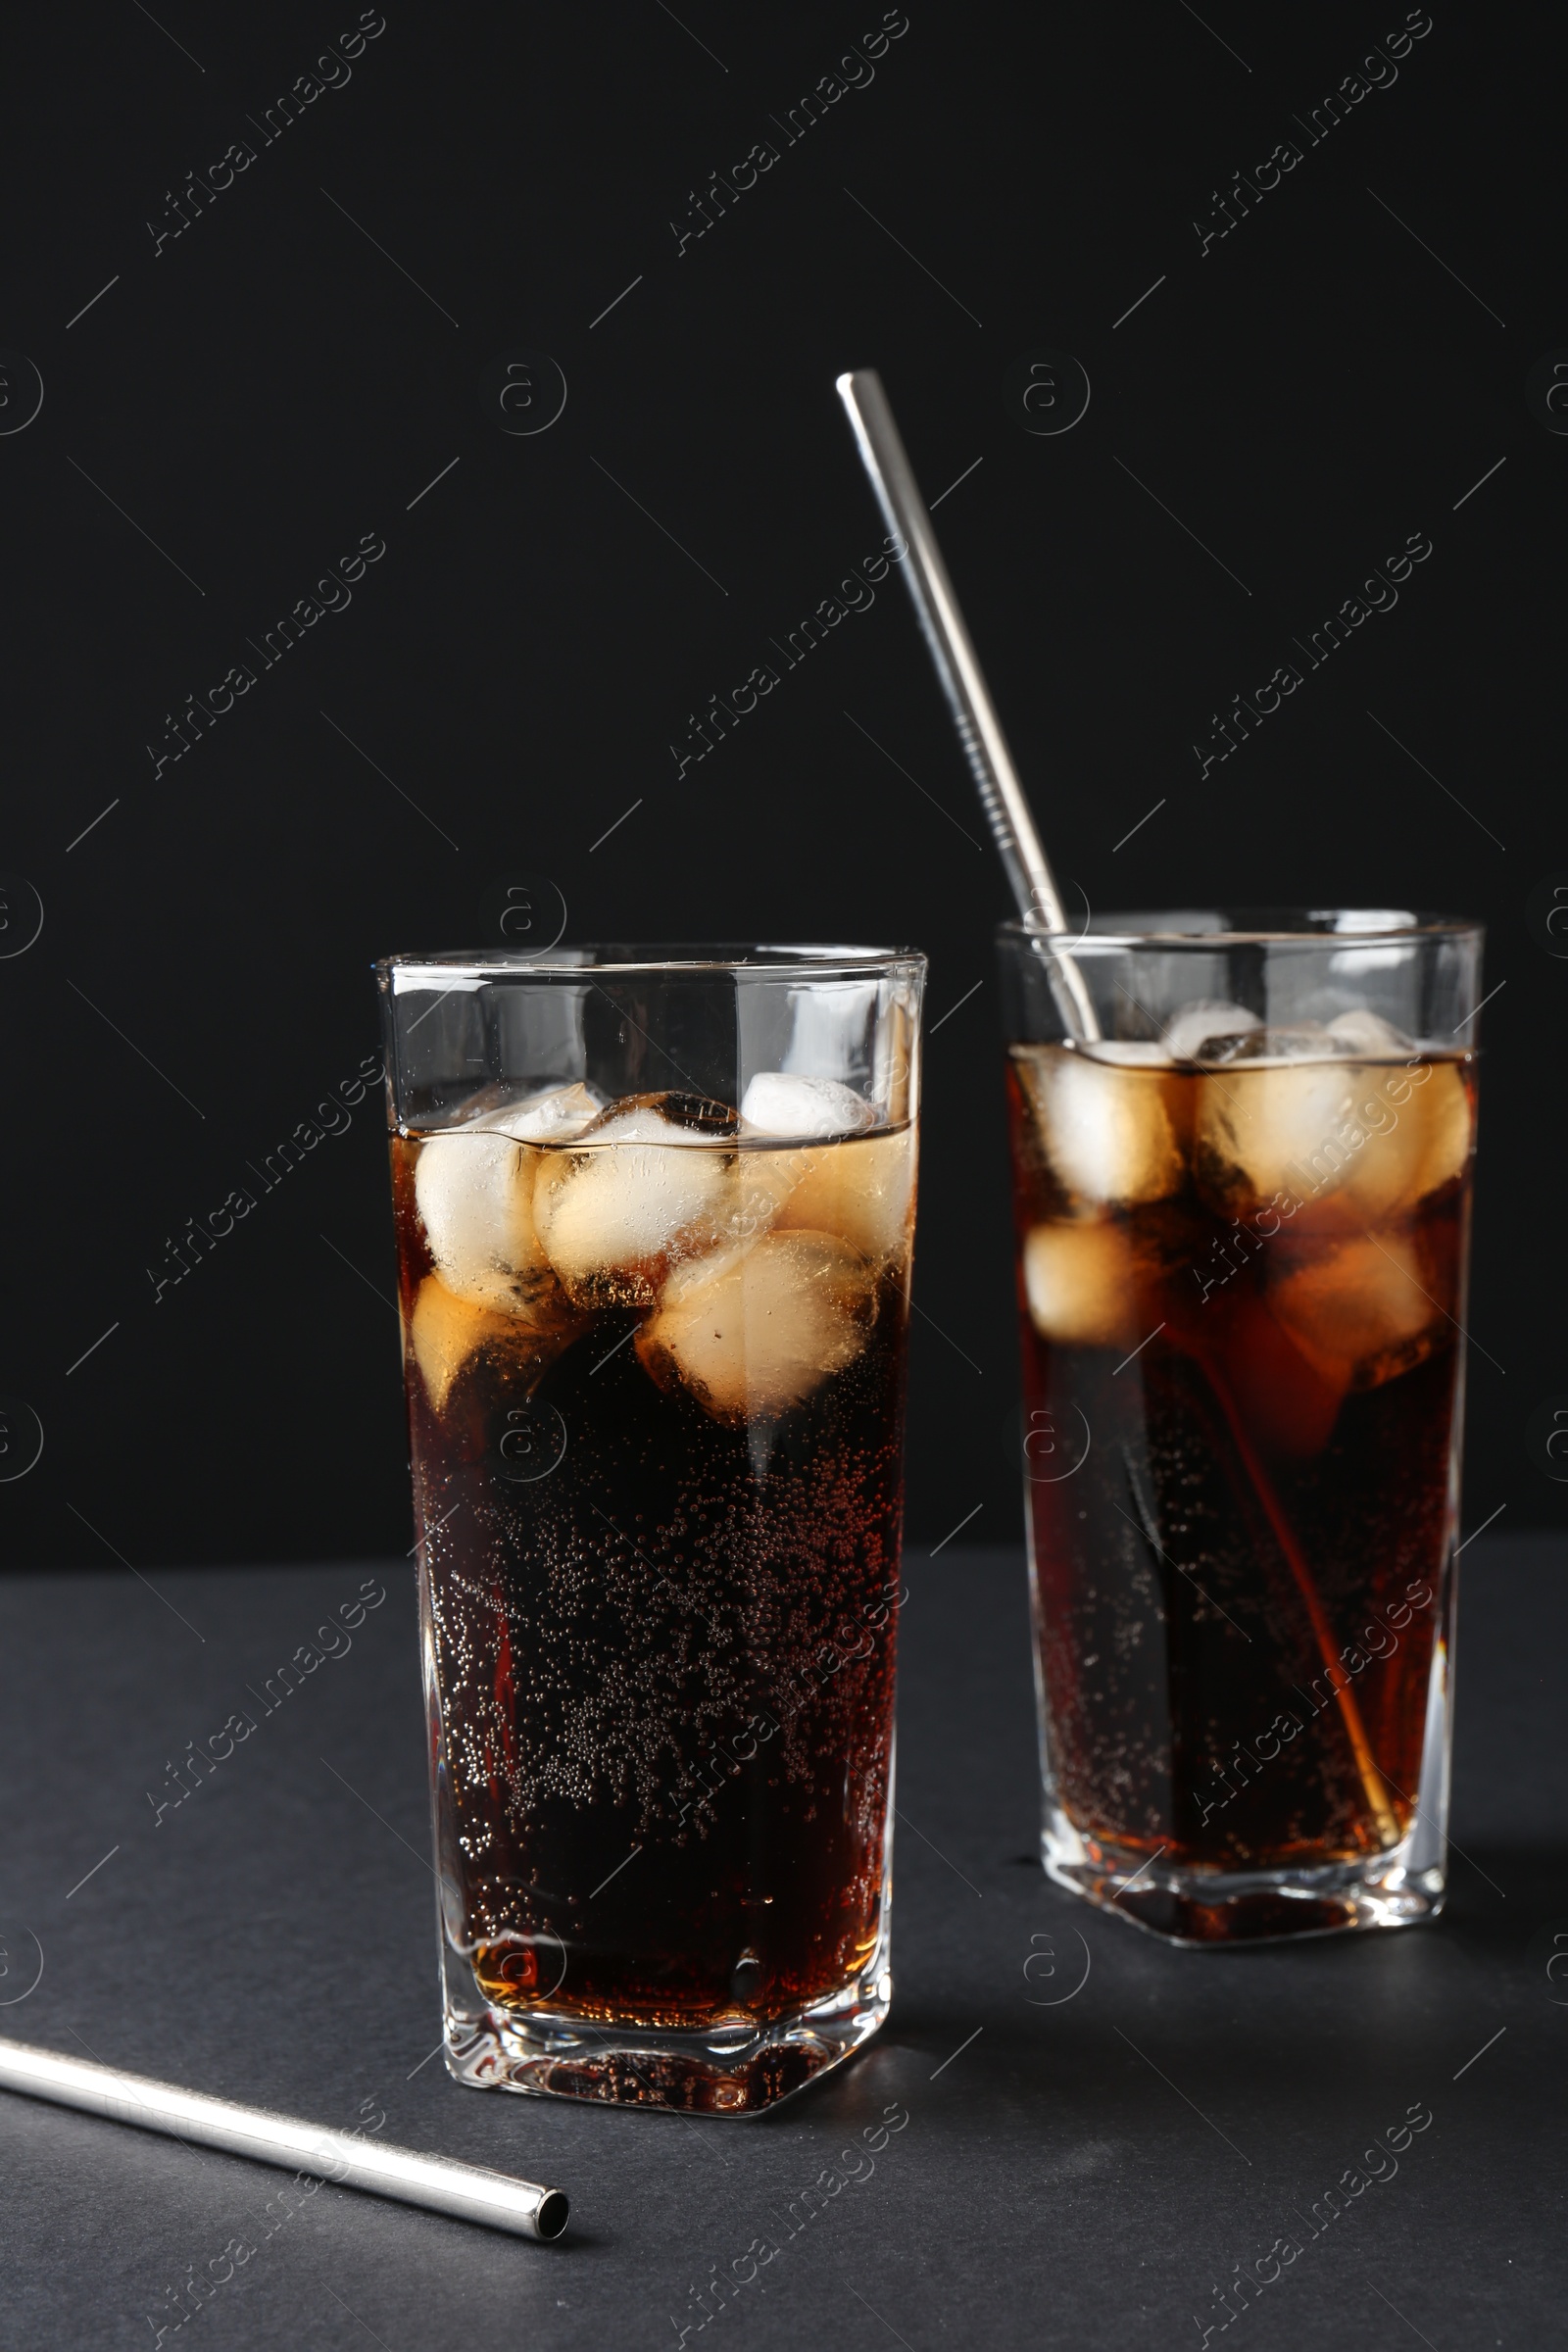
998 907 1483 950
376 941 926 986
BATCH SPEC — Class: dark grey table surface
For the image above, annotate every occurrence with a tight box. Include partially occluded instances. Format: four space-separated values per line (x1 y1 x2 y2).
0 1536 1561 2350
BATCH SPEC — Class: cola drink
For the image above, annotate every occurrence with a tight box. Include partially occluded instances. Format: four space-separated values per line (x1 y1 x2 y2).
386 1019 919 2110
1004 979 1479 1943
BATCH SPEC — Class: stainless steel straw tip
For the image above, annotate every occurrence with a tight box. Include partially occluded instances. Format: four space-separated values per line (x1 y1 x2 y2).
833 365 1101 1042
536 2190 570 2240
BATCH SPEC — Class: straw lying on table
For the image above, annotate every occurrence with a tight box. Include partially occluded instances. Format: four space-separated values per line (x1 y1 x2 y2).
0 2035 568 2242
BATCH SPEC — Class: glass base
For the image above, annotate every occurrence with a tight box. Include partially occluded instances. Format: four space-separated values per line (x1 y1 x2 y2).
438 1949 892 2115
1042 1813 1446 1945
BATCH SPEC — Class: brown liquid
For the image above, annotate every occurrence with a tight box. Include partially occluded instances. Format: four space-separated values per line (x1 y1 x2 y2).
1006 1043 1474 1877
391 1119 911 2031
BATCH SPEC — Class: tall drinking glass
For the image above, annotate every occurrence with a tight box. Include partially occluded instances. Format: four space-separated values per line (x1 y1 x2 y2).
378 946 924 2109
998 910 1480 1943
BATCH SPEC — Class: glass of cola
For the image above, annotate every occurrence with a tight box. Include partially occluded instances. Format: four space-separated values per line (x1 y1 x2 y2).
377 945 924 2110
998 910 1481 1943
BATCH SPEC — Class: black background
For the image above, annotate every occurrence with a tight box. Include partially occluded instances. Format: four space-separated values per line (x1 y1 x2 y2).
4 0 1565 1569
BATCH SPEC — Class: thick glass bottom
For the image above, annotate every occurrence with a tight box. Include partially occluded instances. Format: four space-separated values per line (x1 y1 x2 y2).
438 1943 892 2115
1042 1810 1446 1945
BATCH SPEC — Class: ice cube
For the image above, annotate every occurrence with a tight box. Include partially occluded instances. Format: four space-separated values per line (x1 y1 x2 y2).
1014 1045 1182 1208
1325 1008 1414 1056
407 1273 577 1414
1021 1220 1147 1349
1397 1060 1473 1200
740 1071 875 1138
414 1084 598 1316
636 1230 877 1421
1161 1001 1261 1062
1198 1057 1379 1228
1267 1232 1441 1389
568 1091 738 1146
1197 1052 1472 1231
756 1126 916 1263
505 1081 603 1137
1341 1057 1473 1216
533 1093 737 1307
1209 1022 1338 1062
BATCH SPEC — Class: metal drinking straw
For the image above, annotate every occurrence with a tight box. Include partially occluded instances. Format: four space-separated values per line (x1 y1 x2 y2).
0 2034 568 2241
835 368 1101 1043
837 369 1402 1849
